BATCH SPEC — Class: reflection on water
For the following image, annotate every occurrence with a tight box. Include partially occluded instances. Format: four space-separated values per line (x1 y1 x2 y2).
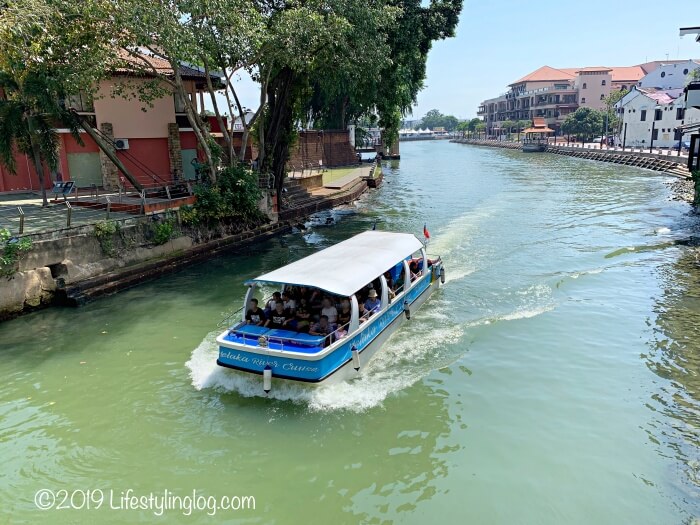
648 248 700 500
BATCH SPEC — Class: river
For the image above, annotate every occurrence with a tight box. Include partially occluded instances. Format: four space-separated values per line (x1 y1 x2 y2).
1 140 699 523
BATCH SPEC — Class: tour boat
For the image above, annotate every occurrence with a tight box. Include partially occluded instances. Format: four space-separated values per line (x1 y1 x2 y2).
216 231 445 392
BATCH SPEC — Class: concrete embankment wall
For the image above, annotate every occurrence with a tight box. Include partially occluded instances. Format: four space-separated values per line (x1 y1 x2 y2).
1 178 372 321
452 139 691 178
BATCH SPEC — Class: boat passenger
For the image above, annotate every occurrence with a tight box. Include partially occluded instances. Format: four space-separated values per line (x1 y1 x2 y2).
358 302 370 323
266 301 293 329
364 288 381 314
266 292 282 313
281 291 296 313
321 297 338 325
409 260 421 281
245 298 267 326
294 298 312 333
309 315 334 344
334 301 352 339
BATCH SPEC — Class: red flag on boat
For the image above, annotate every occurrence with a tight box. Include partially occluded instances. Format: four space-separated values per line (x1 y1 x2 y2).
423 224 430 239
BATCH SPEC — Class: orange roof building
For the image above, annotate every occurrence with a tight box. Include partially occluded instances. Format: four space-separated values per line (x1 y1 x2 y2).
477 60 680 137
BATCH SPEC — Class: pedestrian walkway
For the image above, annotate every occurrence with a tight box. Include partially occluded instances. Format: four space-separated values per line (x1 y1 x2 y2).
323 165 373 189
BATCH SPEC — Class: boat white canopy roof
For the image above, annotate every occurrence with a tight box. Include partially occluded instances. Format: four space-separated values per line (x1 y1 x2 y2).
247 231 424 297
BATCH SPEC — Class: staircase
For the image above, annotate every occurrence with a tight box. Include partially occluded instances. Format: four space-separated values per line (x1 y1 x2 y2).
279 178 325 220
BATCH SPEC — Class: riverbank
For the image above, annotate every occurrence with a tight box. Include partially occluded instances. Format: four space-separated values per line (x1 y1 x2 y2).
453 138 691 176
0 170 375 321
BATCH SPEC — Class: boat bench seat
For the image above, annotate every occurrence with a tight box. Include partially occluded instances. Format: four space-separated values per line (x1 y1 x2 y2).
226 325 326 354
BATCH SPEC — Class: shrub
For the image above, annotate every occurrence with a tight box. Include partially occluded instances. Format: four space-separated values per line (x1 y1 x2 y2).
0 228 32 278
193 163 263 225
93 220 118 255
153 219 174 245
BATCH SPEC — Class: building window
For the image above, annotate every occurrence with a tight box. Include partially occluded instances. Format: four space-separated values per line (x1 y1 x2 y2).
174 93 187 113
640 110 646 121
652 129 659 140
661 72 666 78
601 80 606 86
654 109 663 120
66 92 94 113
684 68 689 75
582 83 587 89
676 107 686 120
581 97 586 103
600 94 605 100
621 85 627 90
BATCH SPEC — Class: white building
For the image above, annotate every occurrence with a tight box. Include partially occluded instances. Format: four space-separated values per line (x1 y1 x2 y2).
617 86 700 148
638 60 700 90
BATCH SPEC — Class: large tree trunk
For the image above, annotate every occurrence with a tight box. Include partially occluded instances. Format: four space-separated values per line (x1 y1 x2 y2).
30 142 48 207
172 68 217 183
261 67 297 204
26 117 48 206
202 56 233 166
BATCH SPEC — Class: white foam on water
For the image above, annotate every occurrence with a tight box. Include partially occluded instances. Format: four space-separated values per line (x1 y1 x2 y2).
655 227 671 235
569 267 604 279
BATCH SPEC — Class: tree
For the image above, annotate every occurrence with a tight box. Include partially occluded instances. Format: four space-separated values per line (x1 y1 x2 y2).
0 0 117 205
603 89 628 138
475 122 486 139
561 107 604 142
419 109 460 131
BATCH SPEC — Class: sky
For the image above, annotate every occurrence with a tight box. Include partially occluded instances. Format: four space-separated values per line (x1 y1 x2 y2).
219 0 700 123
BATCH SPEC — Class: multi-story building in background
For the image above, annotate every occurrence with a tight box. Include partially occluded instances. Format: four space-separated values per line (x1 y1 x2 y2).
477 61 695 137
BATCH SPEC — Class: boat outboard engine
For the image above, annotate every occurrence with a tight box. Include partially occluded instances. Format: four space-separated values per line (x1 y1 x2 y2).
440 266 445 284
351 346 361 371
263 365 272 393
403 300 411 320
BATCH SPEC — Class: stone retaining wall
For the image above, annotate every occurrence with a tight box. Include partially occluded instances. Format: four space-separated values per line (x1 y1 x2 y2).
452 139 691 177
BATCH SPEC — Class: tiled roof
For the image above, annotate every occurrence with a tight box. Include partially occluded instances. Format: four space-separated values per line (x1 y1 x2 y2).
509 65 576 85
114 49 223 83
639 87 684 105
609 66 645 82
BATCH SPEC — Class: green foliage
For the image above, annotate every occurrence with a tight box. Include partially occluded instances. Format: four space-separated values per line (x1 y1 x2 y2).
561 107 604 142
193 164 263 225
0 228 33 277
419 109 460 131
94 220 118 255
152 219 174 245
179 205 199 226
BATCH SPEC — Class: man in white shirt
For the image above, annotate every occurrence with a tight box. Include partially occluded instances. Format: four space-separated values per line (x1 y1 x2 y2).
320 297 338 324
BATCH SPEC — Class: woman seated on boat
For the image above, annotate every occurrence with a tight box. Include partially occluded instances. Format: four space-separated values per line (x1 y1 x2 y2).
245 298 267 326
293 298 312 333
334 300 352 339
309 315 335 346
266 301 293 329
364 288 381 314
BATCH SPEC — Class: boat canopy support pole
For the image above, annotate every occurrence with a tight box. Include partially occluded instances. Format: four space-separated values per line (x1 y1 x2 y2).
379 274 389 310
403 260 412 290
242 284 255 323
350 294 359 334
421 248 428 274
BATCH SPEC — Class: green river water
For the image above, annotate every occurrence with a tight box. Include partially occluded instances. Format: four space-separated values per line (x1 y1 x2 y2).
1 140 700 524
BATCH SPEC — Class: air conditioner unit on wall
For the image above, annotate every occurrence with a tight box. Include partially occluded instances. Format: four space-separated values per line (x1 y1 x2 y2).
114 138 130 150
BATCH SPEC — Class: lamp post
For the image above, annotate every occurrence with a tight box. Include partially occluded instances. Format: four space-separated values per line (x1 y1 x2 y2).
649 105 660 154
